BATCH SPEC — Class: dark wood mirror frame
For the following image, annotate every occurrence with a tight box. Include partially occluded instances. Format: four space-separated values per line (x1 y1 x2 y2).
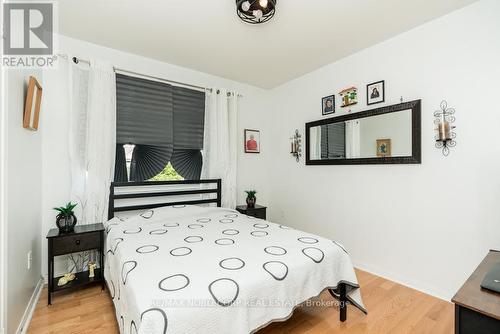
305 99 421 165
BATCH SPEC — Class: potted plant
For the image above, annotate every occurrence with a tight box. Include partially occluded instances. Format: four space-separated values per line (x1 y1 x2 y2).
53 202 78 233
245 190 257 208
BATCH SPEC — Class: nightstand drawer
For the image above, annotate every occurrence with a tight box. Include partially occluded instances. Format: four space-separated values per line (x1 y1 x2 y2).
236 205 267 220
52 232 101 256
246 210 266 219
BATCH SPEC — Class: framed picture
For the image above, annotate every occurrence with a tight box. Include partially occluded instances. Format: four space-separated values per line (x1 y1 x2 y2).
321 95 335 115
23 76 43 130
244 129 260 153
376 139 391 157
339 87 358 107
367 80 385 105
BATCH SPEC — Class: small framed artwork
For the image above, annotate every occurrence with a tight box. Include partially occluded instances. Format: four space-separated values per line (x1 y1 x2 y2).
322 95 335 115
23 76 43 130
244 129 260 153
367 80 385 105
376 139 391 157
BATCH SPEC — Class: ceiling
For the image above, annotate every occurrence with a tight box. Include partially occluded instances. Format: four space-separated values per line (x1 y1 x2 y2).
58 0 477 89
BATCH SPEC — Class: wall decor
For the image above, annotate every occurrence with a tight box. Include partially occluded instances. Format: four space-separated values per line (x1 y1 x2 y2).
434 100 456 156
376 139 392 157
339 87 358 107
23 76 43 130
290 129 302 162
244 129 260 153
306 100 421 165
367 80 385 105
322 95 335 115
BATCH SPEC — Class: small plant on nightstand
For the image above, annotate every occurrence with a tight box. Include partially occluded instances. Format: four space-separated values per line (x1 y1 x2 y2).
53 202 78 233
245 190 257 208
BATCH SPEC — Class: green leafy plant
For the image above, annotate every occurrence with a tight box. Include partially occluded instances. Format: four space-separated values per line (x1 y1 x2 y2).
245 190 257 199
53 202 78 216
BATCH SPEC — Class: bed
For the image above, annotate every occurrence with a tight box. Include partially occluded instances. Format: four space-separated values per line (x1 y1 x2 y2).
104 179 366 334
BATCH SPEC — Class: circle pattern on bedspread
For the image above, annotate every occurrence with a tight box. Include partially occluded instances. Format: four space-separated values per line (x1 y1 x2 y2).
130 321 138 334
302 247 325 263
253 223 269 229
219 257 245 270
159 274 190 292
263 261 289 281
219 218 234 224
208 278 239 307
298 237 319 244
108 238 123 255
279 225 292 230
106 223 118 233
164 222 180 228
140 210 154 219
121 260 137 284
215 238 235 246
141 308 168 334
251 231 268 237
149 229 168 235
123 227 142 234
170 247 192 256
222 229 239 236
332 240 348 253
224 213 238 218
264 246 287 256
184 236 203 243
187 224 204 229
196 218 211 223
136 245 159 254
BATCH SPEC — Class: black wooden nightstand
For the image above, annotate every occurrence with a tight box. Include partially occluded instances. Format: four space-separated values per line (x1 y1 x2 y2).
236 204 267 220
46 223 105 305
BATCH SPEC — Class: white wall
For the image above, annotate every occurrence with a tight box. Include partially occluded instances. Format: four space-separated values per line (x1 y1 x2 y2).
4 69 43 334
40 35 272 278
267 0 500 300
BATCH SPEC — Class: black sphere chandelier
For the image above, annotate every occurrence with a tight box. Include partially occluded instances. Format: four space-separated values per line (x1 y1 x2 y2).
236 0 277 24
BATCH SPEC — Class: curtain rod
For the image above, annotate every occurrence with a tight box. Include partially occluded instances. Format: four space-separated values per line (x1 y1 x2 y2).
64 55 243 97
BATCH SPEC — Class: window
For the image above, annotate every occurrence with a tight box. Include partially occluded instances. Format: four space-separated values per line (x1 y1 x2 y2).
114 74 205 182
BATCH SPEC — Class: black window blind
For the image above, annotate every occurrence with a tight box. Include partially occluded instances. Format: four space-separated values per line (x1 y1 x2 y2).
114 74 205 181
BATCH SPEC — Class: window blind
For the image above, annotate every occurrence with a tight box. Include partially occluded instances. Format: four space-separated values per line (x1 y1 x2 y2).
115 74 205 181
321 123 346 159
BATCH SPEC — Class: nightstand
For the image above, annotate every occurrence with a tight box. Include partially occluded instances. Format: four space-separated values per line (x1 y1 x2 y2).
236 204 267 220
46 223 105 305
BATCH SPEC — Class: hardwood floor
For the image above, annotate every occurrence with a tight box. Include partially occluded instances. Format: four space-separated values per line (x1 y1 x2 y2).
28 269 453 334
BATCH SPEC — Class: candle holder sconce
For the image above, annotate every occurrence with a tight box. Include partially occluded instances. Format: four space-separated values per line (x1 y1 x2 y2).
290 129 302 163
434 100 456 156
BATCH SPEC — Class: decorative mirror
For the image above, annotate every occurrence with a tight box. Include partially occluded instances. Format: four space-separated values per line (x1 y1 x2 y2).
306 100 421 165
23 76 43 131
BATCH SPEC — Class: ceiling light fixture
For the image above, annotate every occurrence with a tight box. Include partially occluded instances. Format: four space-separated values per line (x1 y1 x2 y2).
236 0 276 24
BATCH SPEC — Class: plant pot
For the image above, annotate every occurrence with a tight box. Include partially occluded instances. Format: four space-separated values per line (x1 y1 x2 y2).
56 213 77 233
246 197 256 208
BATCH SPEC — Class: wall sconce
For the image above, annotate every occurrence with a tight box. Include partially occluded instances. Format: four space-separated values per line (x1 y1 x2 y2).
434 100 456 156
290 129 302 162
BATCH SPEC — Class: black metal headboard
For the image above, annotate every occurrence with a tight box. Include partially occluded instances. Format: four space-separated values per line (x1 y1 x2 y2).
108 179 222 220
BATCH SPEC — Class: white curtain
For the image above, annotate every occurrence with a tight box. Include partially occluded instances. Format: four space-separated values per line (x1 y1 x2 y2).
310 126 322 160
68 59 116 272
345 120 361 158
202 89 238 208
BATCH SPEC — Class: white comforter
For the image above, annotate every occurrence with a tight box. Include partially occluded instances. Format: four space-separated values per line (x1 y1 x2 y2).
104 205 366 334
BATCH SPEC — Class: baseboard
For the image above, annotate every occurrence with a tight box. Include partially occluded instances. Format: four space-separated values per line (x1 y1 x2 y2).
354 262 451 302
16 276 43 334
